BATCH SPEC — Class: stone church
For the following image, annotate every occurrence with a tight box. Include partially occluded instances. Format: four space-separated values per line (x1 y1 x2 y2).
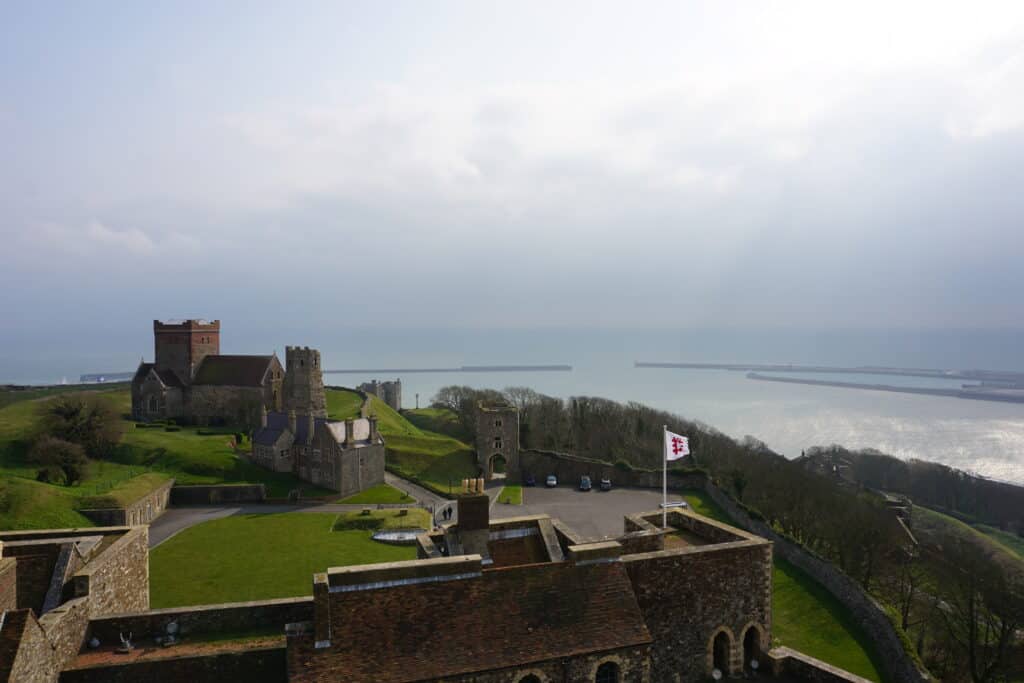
131 319 284 427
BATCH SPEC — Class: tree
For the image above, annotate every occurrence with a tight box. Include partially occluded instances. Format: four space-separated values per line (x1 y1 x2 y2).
39 395 122 459
29 436 87 486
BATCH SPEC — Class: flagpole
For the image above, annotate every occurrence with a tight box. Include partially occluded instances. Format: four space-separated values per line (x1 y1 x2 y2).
663 424 668 529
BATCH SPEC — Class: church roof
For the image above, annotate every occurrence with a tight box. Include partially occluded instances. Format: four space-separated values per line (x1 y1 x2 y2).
287 561 652 682
132 363 184 388
192 355 274 387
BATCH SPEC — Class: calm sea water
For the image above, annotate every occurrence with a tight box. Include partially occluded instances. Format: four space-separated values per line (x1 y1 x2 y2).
5 327 1024 483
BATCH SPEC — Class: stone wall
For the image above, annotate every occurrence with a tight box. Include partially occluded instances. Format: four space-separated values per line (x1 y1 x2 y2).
72 527 149 617
520 449 707 490
188 384 266 427
169 484 266 505
437 644 651 683
5 609 64 683
36 595 91 674
61 646 287 683
623 539 772 682
87 597 313 643
337 444 386 499
80 479 174 527
767 647 875 682
476 403 519 481
703 483 928 683
0 557 16 612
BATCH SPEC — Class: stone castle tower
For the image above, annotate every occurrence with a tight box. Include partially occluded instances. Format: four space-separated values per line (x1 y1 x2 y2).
282 346 327 418
475 401 519 481
153 319 220 383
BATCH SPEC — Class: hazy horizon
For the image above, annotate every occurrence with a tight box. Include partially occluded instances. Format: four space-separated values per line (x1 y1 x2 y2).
3 1 1024 346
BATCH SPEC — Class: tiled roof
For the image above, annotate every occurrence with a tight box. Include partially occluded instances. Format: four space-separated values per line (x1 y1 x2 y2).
287 561 651 682
131 364 184 388
192 355 273 387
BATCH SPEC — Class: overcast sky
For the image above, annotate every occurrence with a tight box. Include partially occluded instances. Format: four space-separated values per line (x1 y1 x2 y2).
3 1 1024 340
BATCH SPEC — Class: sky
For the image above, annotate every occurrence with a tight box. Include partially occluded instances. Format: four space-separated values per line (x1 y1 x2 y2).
2 1 1024 350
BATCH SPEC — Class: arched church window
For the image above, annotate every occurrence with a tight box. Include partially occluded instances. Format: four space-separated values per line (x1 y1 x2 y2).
595 662 619 683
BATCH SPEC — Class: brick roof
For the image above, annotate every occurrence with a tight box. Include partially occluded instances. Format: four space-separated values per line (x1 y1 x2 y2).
288 561 651 682
192 355 273 387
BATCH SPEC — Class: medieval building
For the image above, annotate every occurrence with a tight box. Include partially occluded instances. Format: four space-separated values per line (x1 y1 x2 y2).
357 378 402 411
131 319 284 427
476 400 519 480
0 499 872 682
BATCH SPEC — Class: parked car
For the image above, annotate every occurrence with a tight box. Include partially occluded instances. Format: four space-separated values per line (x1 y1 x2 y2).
545 475 558 487
599 478 612 491
524 474 536 487
579 475 592 491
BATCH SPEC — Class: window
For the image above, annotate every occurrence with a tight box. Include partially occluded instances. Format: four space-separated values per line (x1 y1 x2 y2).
595 662 619 683
495 419 502 427
494 437 503 449
519 676 542 683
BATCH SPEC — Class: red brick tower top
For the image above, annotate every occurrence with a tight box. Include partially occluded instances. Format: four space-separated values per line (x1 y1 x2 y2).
153 319 221 384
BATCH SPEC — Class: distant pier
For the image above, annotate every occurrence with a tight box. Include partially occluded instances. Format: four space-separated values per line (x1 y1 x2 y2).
636 361 1024 404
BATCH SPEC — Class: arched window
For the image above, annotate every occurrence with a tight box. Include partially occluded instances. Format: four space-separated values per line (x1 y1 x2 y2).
595 662 619 683
519 676 541 683
743 625 763 672
712 630 731 676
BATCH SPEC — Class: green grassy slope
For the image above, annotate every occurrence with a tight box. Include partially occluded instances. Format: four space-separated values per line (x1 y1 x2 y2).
326 389 476 496
975 524 1024 559
337 483 413 504
150 512 417 607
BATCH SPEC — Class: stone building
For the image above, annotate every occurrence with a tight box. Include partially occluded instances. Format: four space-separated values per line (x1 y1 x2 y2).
131 319 286 427
476 401 519 480
0 503 871 682
357 379 402 411
251 410 385 496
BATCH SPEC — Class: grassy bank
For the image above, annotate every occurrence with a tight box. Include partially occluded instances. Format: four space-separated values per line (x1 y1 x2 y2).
337 483 413 505
498 484 522 505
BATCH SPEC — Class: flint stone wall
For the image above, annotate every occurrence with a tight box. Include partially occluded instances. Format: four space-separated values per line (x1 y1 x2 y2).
88 597 313 644
72 527 149 616
169 484 266 505
60 646 287 683
0 557 16 612
704 483 928 683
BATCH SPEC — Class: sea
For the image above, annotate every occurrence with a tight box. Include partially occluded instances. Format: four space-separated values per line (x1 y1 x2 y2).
4 327 1024 484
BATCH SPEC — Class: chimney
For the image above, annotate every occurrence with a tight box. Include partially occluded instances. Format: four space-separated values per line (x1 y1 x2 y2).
368 416 379 443
457 495 490 532
307 413 315 445
288 410 297 434
260 405 267 429
344 419 355 445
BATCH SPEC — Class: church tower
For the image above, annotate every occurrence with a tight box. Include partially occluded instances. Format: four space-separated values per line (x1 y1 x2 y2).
282 346 327 418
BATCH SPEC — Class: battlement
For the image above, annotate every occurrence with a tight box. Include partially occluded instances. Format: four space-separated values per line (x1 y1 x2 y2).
153 319 220 331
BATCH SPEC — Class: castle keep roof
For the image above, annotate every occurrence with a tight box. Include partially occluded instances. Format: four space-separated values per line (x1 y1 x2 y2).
288 561 652 682
192 355 275 386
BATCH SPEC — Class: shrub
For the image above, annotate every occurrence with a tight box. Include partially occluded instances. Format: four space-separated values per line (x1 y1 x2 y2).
29 436 87 486
39 395 121 458
234 432 245 444
164 426 181 432
614 460 634 472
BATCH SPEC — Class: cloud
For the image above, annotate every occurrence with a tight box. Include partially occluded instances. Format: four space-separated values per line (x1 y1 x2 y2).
85 221 156 253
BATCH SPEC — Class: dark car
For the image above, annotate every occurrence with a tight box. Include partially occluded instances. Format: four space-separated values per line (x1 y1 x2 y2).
579 475 592 491
524 474 536 487
599 478 612 491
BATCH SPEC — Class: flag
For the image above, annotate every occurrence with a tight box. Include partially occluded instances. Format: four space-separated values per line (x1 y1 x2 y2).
665 430 689 461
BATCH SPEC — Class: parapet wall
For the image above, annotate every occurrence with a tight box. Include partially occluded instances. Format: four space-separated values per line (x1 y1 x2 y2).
88 597 313 643
703 483 928 683
60 647 287 683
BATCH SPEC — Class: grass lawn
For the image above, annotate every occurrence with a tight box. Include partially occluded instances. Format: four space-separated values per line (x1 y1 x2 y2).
333 508 430 531
498 484 523 505
337 483 413 504
403 407 470 440
773 558 884 681
325 388 364 420
150 512 418 607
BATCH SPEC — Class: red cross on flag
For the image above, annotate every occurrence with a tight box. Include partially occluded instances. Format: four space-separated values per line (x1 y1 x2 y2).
665 430 690 461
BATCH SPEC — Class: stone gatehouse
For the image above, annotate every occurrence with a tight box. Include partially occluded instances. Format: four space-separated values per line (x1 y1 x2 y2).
475 401 519 480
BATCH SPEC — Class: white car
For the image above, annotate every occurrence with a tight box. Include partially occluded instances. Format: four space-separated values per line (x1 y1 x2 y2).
545 475 558 487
